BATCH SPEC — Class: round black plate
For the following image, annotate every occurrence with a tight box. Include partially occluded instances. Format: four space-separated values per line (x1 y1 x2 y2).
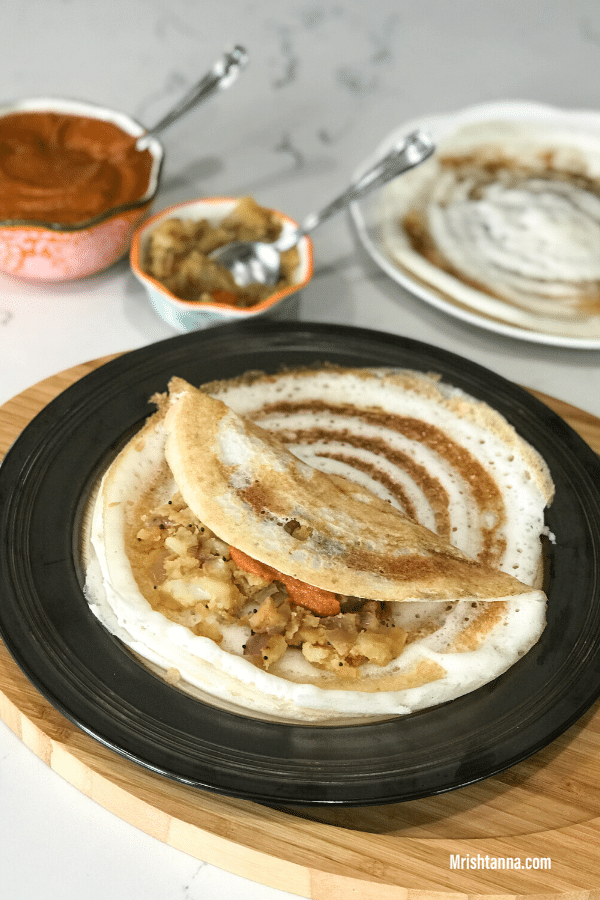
1 321 600 807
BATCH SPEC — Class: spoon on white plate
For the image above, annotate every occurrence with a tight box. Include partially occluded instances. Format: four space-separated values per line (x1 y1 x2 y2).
209 129 435 287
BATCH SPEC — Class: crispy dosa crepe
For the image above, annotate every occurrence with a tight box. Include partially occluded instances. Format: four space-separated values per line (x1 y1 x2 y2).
164 377 544 604
379 118 600 337
84 367 553 722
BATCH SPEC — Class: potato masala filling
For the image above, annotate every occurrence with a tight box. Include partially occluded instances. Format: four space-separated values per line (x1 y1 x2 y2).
142 196 300 309
127 492 411 678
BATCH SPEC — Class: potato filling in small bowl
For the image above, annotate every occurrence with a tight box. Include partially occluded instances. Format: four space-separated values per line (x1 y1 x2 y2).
131 196 313 331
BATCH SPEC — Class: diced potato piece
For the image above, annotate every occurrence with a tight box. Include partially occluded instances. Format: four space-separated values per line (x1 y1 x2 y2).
248 597 291 634
301 642 359 678
350 629 407 666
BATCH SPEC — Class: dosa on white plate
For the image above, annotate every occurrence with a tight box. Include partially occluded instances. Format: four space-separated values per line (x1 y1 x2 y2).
379 117 600 338
84 366 554 722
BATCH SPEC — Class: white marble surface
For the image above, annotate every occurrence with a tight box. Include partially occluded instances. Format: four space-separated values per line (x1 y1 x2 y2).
2 1 600 897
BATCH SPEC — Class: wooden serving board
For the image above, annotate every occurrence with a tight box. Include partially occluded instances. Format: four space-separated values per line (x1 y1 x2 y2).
2 356 600 900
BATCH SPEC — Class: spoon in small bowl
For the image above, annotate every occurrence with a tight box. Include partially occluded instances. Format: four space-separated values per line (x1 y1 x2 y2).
136 45 248 150
210 129 435 287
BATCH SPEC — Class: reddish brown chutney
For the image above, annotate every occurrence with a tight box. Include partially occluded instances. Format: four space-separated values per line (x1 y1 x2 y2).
0 111 154 224
229 546 341 617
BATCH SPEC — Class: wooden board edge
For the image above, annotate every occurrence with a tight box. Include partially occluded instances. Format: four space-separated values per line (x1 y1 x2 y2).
2 357 600 898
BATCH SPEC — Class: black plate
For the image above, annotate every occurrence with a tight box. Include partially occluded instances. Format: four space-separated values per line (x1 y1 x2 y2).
2 321 600 807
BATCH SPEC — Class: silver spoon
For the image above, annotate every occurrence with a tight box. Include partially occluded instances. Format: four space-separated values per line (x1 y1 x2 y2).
210 129 435 287
136 45 248 150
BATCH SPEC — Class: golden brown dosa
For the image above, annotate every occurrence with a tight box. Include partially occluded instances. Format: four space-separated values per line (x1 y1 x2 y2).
163 377 545 605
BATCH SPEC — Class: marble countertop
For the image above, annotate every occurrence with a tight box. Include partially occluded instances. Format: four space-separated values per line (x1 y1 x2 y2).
2 1 600 897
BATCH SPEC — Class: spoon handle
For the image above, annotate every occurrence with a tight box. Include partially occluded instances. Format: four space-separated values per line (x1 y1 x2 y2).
137 45 248 147
275 129 434 251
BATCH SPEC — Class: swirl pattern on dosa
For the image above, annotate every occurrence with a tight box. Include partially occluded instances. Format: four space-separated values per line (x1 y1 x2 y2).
380 118 600 337
84 367 553 721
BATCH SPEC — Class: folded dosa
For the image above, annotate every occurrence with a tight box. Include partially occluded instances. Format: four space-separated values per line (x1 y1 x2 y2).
84 366 553 721
164 377 545 605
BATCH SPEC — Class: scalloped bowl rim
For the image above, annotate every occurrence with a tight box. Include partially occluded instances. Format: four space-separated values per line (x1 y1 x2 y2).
130 196 314 318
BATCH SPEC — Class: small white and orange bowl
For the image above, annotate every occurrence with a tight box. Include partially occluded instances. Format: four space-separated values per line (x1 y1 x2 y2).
0 96 163 281
130 197 313 332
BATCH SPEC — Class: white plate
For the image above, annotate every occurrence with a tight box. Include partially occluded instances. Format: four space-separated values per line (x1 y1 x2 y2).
350 100 600 349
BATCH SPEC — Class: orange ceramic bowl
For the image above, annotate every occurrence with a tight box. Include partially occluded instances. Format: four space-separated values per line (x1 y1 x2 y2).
130 197 314 331
0 97 163 281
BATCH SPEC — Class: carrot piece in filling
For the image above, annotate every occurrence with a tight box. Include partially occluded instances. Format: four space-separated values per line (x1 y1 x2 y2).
229 546 341 617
